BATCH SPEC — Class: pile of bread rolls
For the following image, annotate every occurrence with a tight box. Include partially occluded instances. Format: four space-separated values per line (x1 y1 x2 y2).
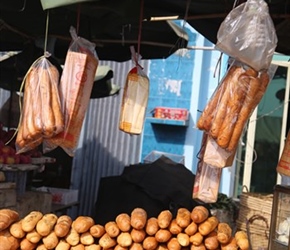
0 206 249 250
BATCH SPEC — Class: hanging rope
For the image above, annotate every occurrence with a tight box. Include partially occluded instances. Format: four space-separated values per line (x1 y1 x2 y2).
76 4 81 34
43 10 50 55
137 0 144 58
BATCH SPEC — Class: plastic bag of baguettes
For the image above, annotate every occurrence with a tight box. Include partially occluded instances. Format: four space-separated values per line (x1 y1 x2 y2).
43 26 99 156
215 0 277 72
15 54 64 154
196 60 277 167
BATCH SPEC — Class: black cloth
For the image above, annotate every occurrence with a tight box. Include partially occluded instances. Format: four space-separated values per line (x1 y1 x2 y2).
93 156 205 225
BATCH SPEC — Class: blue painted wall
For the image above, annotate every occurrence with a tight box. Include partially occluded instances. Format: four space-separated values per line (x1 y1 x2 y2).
141 23 229 179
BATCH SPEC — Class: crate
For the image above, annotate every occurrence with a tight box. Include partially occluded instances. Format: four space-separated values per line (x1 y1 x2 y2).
144 150 185 164
153 107 189 120
37 186 78 205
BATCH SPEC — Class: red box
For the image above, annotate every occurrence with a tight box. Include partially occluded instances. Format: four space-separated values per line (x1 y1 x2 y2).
154 107 188 120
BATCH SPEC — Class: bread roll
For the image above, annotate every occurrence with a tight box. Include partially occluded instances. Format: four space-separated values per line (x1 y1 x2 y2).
157 210 172 229
116 213 131 232
90 224 105 238
54 215 72 238
22 211 43 232
204 231 219 250
99 233 117 249
43 229 64 247
168 219 182 235
72 216 94 234
0 230 19 250
184 221 198 236
145 217 159 236
85 244 101 250
105 221 120 238
131 208 147 230
177 233 190 247
217 223 232 244
36 213 58 236
65 228 80 246
189 232 203 246
36 243 48 250
167 237 181 250
71 244 85 250
198 216 219 236
190 206 209 224
0 209 19 231
55 239 70 250
142 236 158 250
20 238 37 250
155 229 172 243
80 232 95 245
221 237 239 250
129 243 143 250
114 245 127 250
235 231 249 250
10 220 25 239
176 208 191 228
190 243 206 250
117 232 133 247
26 229 42 244
130 228 146 243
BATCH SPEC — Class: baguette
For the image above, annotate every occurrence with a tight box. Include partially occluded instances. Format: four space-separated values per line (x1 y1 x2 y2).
210 66 243 139
216 72 249 148
0 209 19 231
131 208 147 230
197 65 238 131
227 71 269 151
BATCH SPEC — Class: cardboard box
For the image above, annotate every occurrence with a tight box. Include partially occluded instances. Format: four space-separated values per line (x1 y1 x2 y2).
37 187 78 205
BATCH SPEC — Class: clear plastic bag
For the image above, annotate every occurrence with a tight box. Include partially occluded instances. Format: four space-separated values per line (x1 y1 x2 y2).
119 46 149 134
16 55 63 154
197 60 275 152
193 134 222 203
216 0 277 71
44 26 99 156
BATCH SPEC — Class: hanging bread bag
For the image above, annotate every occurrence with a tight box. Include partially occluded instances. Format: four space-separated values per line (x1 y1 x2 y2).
215 0 277 71
119 46 150 134
44 26 98 156
16 54 64 154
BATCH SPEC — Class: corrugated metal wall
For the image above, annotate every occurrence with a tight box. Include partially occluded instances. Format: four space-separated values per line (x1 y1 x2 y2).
70 59 149 217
